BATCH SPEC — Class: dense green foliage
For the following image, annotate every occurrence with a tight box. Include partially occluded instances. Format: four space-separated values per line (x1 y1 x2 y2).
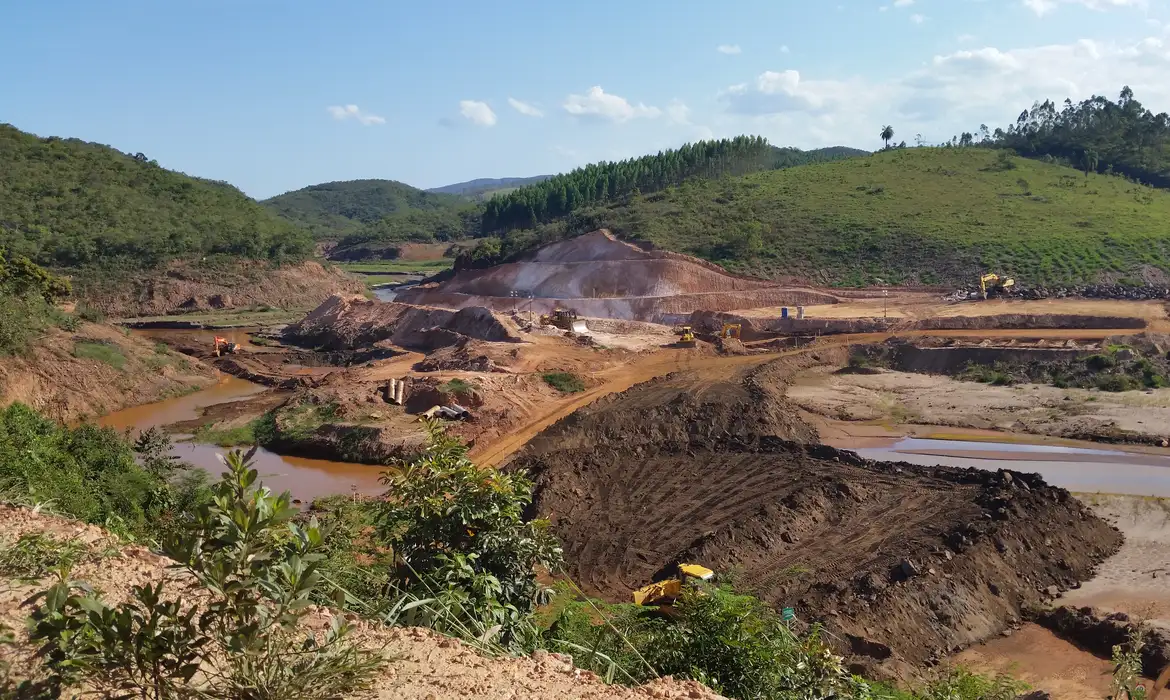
482 137 846 232
0 247 73 355
263 179 477 241
23 449 380 699
0 406 203 540
371 423 562 647
957 341 1169 392
0 124 311 269
546 147 1170 286
991 86 1170 190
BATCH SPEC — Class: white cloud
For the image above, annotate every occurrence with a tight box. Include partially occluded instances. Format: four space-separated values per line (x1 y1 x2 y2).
719 36 1170 150
326 104 385 126
910 13 926 23
507 97 543 117
780 45 791 53
459 100 497 127
1022 0 1146 17
957 33 977 43
894 0 915 6
563 86 661 122
717 44 742 54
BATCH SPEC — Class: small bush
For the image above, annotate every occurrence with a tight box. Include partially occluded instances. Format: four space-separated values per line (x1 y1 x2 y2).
1085 353 1117 371
1096 374 1140 392
441 378 475 395
75 304 105 323
542 371 585 393
72 341 126 370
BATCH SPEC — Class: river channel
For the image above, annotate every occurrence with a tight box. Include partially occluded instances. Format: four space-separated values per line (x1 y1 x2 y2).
98 373 385 502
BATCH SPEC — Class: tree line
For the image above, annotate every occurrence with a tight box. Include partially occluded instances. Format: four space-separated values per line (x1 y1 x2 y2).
481 136 775 233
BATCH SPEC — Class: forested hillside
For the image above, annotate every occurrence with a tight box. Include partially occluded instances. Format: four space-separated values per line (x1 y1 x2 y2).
464 148 1170 287
263 179 478 242
0 124 311 270
481 137 865 233
989 86 1170 189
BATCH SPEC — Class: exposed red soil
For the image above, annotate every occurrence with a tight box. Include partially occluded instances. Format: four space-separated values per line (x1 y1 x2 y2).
510 358 1123 680
0 322 216 421
75 260 365 317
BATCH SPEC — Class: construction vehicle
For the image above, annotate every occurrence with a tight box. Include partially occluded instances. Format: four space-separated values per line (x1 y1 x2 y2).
212 336 242 357
979 273 1015 300
540 308 588 333
720 323 742 340
674 326 697 348
632 563 715 607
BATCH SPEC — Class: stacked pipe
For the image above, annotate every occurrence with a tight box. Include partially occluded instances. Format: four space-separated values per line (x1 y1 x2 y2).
385 378 407 405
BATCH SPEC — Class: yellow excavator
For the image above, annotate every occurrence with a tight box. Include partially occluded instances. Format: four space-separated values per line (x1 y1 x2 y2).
540 308 588 333
632 563 715 607
674 326 697 348
720 323 742 340
979 273 1015 300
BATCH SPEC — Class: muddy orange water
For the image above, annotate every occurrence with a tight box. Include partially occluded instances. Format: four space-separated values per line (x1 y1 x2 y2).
99 373 385 502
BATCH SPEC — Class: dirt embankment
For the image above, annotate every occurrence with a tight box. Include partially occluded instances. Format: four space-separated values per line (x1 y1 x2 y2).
75 260 365 318
284 295 523 351
518 351 835 459
0 505 726 700
0 323 215 421
510 359 1122 679
1031 605 1170 679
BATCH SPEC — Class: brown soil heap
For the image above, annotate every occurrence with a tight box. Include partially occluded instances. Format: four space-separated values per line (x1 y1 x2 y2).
396 230 839 321
510 356 1124 678
284 295 523 351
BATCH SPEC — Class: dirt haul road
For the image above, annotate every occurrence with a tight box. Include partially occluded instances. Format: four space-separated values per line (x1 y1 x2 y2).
509 356 1123 680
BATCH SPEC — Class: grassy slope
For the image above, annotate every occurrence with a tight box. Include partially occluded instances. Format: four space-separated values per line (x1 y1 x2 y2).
0 124 310 270
262 179 471 239
588 148 1170 286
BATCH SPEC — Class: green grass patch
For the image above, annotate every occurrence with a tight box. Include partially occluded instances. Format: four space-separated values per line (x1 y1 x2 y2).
72 340 127 370
542 371 585 393
440 378 475 395
0 532 90 578
191 422 257 447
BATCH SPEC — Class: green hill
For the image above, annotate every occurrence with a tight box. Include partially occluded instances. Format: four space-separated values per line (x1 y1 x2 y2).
0 124 311 271
551 147 1170 287
427 176 552 200
263 179 477 240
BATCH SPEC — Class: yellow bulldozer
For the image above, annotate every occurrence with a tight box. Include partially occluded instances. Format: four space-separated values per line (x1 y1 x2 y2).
674 325 697 348
633 563 715 610
979 273 1015 300
540 308 588 333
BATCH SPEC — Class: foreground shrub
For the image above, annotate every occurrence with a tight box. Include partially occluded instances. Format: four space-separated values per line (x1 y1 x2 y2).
23 448 381 699
364 422 562 649
0 405 204 539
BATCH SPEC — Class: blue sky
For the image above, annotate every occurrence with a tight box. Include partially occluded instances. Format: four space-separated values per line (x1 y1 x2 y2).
3 0 1169 198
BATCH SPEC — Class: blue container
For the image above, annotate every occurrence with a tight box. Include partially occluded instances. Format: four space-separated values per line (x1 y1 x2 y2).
781 307 789 319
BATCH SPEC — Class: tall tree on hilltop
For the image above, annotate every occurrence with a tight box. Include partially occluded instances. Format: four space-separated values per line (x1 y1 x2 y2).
880 125 895 149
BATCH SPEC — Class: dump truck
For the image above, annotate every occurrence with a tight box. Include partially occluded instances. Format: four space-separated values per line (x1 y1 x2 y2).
979 273 1015 300
540 308 588 333
632 563 715 607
